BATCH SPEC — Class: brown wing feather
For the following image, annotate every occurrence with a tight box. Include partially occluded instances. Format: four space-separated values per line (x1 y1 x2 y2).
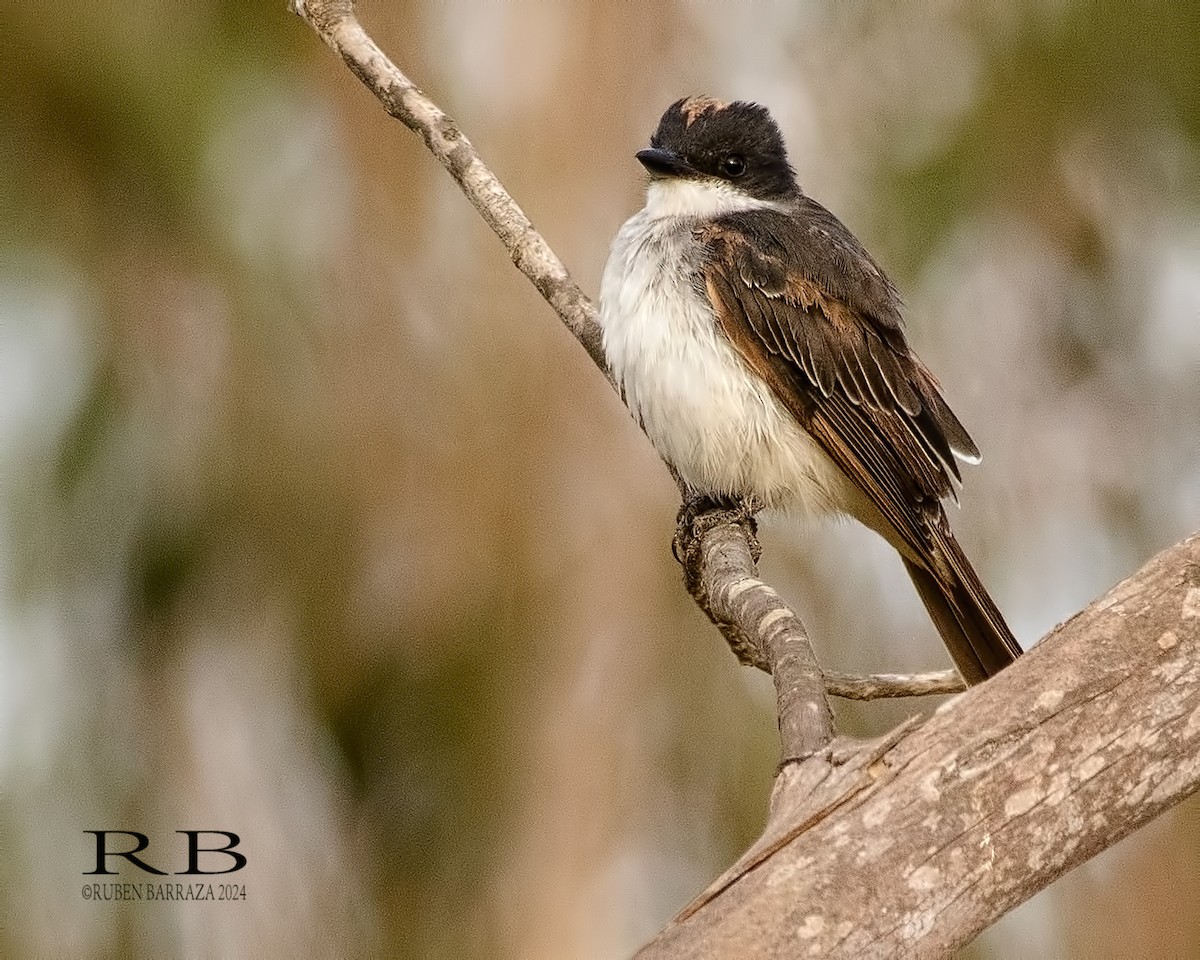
698 212 1022 681
700 220 962 552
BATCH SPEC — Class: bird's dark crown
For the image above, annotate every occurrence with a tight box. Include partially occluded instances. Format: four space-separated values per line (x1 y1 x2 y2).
646 97 798 200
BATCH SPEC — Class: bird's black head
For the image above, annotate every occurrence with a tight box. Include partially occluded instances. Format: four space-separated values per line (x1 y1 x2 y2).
638 97 798 202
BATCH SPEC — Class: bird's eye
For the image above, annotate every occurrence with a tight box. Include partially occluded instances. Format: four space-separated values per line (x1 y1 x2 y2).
719 155 747 177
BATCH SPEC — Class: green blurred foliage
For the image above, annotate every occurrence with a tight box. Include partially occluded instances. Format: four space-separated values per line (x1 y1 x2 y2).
882 0 1200 273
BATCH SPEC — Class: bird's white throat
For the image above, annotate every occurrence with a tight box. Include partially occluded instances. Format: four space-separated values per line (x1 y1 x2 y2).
643 177 784 220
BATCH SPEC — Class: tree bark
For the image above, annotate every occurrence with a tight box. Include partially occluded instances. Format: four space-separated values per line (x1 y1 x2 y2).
639 532 1200 958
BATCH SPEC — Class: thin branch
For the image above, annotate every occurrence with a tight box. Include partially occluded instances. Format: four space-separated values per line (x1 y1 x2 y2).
674 500 834 757
823 668 964 700
289 0 607 376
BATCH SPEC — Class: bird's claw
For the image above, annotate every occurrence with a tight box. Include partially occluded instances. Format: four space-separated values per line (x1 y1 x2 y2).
672 492 761 563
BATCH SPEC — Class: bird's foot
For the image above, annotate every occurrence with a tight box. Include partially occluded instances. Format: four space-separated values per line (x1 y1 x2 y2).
672 492 762 565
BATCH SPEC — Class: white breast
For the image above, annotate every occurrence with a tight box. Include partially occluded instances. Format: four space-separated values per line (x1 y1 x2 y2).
598 191 856 518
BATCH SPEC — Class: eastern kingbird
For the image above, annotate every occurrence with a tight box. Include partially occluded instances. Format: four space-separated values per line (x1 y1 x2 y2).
599 96 1022 684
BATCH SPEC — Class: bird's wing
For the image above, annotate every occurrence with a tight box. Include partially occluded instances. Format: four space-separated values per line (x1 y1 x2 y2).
695 205 979 573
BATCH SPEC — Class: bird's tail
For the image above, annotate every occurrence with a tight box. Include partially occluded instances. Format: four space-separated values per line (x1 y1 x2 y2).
902 533 1022 685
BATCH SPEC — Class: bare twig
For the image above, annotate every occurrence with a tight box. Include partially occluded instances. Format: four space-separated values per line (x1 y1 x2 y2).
289 0 607 376
823 668 964 700
673 501 833 757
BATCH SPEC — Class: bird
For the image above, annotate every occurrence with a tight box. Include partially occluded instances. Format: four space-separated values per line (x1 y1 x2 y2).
598 96 1022 684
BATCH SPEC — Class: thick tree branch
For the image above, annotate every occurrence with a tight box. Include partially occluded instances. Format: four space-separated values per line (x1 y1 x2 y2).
637 532 1200 958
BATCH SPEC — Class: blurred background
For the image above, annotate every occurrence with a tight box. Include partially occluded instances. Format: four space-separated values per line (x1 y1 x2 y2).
2 1 1198 957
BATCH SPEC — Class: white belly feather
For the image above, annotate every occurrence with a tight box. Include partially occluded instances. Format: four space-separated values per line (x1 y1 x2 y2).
599 201 856 518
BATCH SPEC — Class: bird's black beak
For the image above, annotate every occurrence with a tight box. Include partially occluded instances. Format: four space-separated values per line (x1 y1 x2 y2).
636 148 692 178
